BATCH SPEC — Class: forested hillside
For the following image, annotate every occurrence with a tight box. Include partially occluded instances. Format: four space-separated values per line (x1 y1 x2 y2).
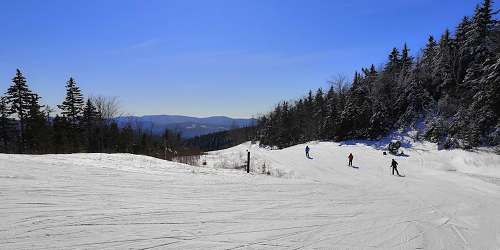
184 126 257 151
258 0 500 149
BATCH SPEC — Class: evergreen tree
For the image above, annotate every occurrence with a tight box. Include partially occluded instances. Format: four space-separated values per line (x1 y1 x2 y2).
434 29 455 96
58 77 85 151
304 90 315 141
0 96 14 152
339 72 372 138
313 88 326 138
401 43 413 73
52 115 69 153
465 0 494 54
81 99 99 152
386 47 402 75
58 77 84 124
323 86 338 140
454 16 472 83
422 36 438 70
25 93 48 153
461 0 495 87
420 36 439 98
5 69 33 153
398 63 433 128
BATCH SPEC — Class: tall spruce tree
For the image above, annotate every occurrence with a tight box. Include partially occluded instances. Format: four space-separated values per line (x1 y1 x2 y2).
323 86 338 140
401 43 413 73
58 77 85 151
434 29 455 96
0 96 14 152
455 16 472 83
313 88 326 138
25 93 48 153
422 36 438 70
5 69 33 152
58 77 84 124
81 99 99 152
386 48 402 75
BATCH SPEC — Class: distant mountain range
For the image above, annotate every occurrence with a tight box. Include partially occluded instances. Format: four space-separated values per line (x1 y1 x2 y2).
115 115 257 138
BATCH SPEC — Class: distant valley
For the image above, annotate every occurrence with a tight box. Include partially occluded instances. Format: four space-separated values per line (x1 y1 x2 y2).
115 115 256 138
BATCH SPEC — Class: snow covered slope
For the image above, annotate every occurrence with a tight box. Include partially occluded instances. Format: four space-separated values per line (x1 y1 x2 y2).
1 142 500 249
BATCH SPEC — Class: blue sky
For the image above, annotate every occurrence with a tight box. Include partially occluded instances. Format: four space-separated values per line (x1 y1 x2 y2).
0 0 497 118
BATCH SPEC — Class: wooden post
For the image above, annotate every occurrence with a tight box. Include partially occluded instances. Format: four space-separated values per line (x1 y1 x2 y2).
247 151 250 173
164 138 167 160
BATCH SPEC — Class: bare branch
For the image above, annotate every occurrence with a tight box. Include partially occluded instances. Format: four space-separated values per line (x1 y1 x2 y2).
89 95 123 123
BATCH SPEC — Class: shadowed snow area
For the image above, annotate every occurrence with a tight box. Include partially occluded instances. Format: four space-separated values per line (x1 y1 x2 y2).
1 142 500 249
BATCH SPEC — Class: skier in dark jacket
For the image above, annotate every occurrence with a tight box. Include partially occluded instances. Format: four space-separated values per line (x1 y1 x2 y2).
348 153 354 167
305 146 310 158
391 159 401 176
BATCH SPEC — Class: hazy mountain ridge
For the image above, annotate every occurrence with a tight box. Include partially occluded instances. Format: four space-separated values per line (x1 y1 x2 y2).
115 115 256 138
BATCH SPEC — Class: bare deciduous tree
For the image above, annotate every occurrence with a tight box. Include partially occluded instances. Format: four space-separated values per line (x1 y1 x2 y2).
90 95 123 123
328 74 349 95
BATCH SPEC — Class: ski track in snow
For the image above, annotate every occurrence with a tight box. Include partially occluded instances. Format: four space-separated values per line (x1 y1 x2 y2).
1 142 500 249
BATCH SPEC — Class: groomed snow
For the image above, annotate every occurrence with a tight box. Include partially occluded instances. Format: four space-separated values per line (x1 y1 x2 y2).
1 142 500 249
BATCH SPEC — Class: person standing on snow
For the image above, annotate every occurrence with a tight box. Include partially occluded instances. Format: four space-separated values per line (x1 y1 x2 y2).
305 146 310 158
348 153 354 167
391 159 401 176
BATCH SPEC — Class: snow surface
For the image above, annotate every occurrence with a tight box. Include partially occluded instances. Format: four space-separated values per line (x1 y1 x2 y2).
1 141 500 249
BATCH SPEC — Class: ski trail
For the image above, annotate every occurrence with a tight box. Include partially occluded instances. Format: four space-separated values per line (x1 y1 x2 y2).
2 143 500 249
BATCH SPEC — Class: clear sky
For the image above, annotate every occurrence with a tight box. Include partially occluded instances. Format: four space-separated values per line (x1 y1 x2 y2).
0 0 498 118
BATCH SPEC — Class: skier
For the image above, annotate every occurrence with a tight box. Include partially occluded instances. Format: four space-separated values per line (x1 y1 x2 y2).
391 159 402 176
348 153 354 167
305 146 310 158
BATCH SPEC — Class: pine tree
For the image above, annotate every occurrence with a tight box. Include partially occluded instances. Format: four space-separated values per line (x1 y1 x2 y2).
304 90 315 141
461 56 500 146
5 69 33 153
81 99 99 152
434 29 455 95
82 99 98 126
398 63 433 128
401 43 413 73
459 0 496 105
338 72 373 138
52 115 69 153
455 16 472 83
25 93 48 153
462 0 495 74
386 48 402 75
58 77 84 124
58 77 85 151
278 101 293 147
422 36 438 70
313 88 326 138
0 96 14 152
323 86 338 140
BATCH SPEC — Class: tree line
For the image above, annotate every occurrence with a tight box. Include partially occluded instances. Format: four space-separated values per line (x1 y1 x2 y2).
258 0 500 149
184 126 257 151
0 70 199 158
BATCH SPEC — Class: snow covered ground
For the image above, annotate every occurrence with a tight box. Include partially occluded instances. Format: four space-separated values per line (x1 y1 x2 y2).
1 141 500 249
